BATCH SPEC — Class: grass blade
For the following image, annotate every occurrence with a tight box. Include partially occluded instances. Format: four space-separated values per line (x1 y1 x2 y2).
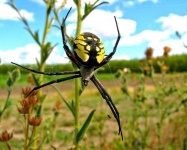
76 109 95 143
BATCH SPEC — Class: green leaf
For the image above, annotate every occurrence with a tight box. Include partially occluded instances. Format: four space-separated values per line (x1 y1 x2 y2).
6 69 20 88
32 73 40 87
92 2 109 11
73 0 78 5
42 42 56 63
12 68 20 82
34 30 39 43
35 58 40 68
76 109 95 143
6 76 13 87
82 1 108 20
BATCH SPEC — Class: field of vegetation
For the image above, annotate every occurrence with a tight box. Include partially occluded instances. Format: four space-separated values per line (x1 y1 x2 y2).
1 1 187 150
1 53 187 149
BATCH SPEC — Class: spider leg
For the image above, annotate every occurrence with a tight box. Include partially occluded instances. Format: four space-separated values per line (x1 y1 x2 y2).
61 8 81 68
96 16 120 69
11 62 80 76
25 74 81 97
91 75 123 140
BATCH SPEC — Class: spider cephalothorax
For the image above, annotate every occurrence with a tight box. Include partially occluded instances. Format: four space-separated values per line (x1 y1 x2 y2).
11 7 123 140
73 32 105 86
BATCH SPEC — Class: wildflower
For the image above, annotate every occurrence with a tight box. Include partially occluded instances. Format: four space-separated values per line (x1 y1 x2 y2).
139 59 146 63
55 99 62 110
145 47 153 60
162 65 169 72
163 46 171 57
27 73 35 85
22 87 37 98
17 105 30 114
155 56 161 61
29 116 42 126
18 87 38 114
123 68 129 74
143 66 151 72
0 130 13 142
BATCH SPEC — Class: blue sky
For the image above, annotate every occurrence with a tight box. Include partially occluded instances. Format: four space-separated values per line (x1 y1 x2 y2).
0 0 187 64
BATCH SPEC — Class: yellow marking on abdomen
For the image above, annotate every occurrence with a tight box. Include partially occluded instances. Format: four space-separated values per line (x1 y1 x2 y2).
74 40 87 46
87 37 92 40
86 45 91 51
76 44 85 52
96 48 105 63
74 49 89 62
76 35 85 40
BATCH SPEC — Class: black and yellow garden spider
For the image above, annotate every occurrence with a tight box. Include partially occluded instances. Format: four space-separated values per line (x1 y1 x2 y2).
11 8 123 140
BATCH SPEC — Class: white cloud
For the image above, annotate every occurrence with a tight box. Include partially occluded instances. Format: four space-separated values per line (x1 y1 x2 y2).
138 0 158 3
66 9 136 38
46 46 70 64
30 0 75 8
0 44 40 64
157 14 187 33
0 43 70 64
118 13 187 58
149 39 187 57
19 10 35 22
30 0 44 5
118 29 187 58
112 54 130 60
119 30 170 46
0 0 7 3
123 1 135 7
182 33 187 47
123 0 158 7
146 14 187 57
0 1 34 21
30 0 117 8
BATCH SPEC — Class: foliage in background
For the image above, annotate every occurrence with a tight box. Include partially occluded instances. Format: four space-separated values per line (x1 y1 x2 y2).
115 46 187 149
0 68 20 119
1 53 187 75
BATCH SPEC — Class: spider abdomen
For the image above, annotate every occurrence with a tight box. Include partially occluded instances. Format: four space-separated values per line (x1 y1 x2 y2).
73 32 105 66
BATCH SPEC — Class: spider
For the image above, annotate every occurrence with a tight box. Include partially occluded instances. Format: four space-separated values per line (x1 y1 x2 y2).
11 7 123 140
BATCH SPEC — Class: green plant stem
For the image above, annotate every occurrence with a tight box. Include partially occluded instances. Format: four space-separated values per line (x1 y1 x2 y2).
74 78 80 148
38 63 45 96
30 126 35 143
0 90 11 120
76 0 82 37
32 9 50 147
6 142 12 150
24 114 30 150
74 1 82 149
42 10 49 45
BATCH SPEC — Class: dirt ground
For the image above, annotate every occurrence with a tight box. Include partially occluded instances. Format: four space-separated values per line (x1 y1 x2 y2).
0 79 123 98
